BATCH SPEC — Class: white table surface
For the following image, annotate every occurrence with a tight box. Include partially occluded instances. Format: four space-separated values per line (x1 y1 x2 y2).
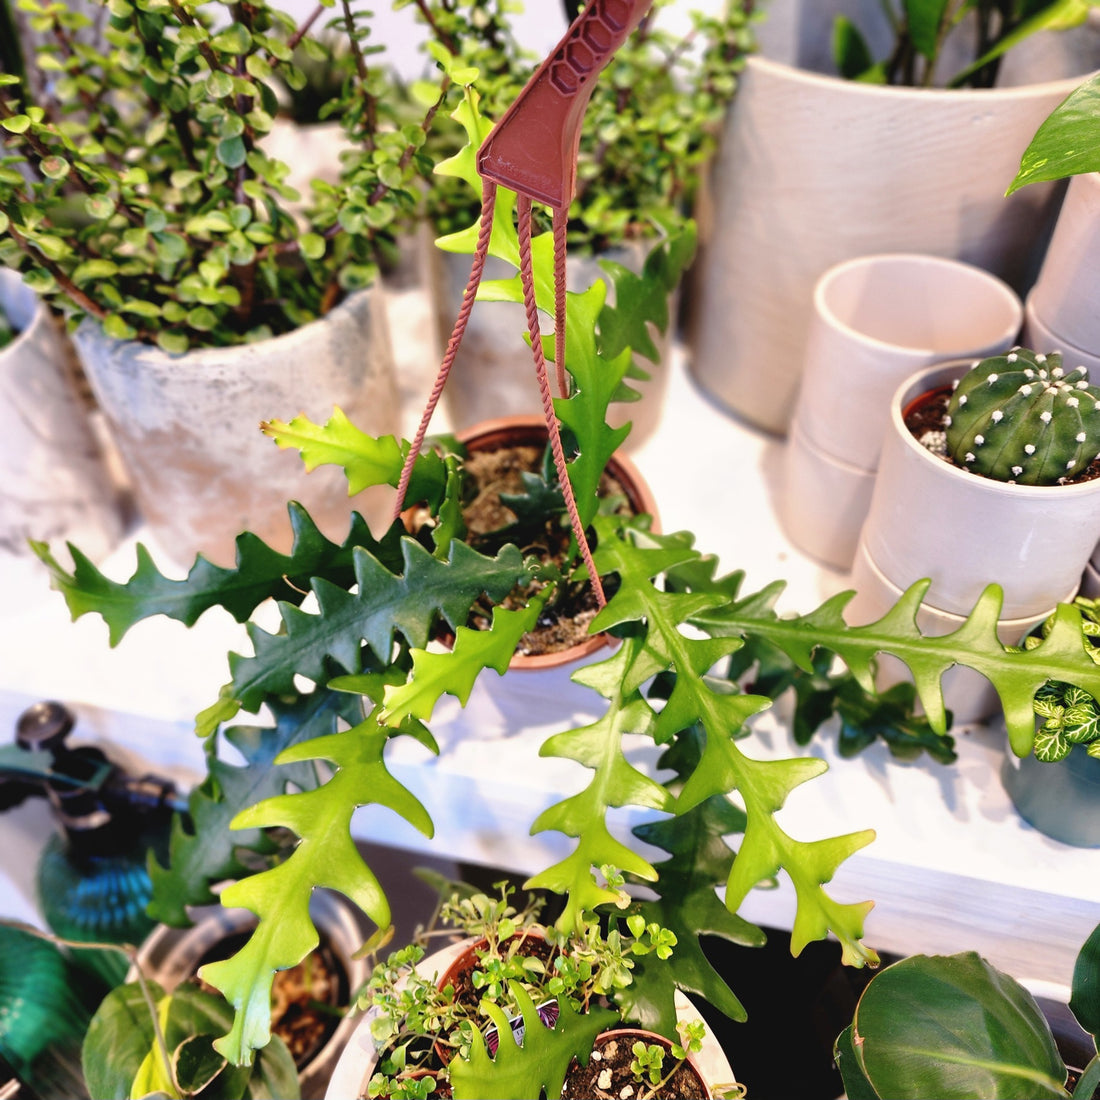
2 285 1097 995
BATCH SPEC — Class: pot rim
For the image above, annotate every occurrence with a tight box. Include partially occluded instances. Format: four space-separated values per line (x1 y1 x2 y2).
891 358 1100 499
745 52 1092 102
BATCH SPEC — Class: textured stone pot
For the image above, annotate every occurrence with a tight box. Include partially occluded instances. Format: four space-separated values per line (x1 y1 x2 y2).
73 287 399 568
0 270 124 562
858 360 1100 621
430 239 674 451
686 49 1091 434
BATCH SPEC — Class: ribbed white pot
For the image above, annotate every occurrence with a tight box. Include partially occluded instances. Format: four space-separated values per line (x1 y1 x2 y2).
0 269 123 561
687 55 1090 435
858 360 1100 621
73 287 399 568
430 239 674 451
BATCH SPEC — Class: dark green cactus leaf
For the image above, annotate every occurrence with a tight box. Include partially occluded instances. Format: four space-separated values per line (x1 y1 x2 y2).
945 348 1100 485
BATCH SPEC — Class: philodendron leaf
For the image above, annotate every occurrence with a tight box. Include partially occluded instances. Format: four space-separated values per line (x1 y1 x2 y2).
222 538 532 719
847 953 1067 1099
31 504 395 646
1009 71 1100 192
148 688 363 927
449 984 617 1100
202 711 435 1065
1070 920 1100 1040
260 412 448 505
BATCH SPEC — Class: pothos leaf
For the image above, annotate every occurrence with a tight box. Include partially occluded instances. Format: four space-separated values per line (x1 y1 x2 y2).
202 709 436 1066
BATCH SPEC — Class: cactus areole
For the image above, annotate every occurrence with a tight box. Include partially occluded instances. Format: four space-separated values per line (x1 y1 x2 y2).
944 348 1100 486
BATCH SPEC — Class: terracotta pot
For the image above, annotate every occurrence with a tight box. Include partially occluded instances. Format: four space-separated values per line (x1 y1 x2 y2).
132 894 373 1099
562 1027 710 1099
0 269 124 563
857 360 1100 621
72 287 400 569
449 415 659 672
686 51 1089 434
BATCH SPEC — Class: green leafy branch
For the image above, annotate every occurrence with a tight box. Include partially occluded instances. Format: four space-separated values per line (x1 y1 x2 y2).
202 701 437 1065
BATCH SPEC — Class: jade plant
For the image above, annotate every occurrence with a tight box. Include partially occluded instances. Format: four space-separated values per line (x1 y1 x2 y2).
944 349 1100 485
834 919 1100 1099
29 60 1100 1094
0 0 452 352
832 0 1095 88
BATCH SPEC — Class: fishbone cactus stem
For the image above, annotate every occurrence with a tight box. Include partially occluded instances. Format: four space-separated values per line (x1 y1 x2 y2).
945 347 1100 485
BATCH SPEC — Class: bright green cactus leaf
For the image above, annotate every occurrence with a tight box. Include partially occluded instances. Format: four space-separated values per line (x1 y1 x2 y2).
148 688 363 926
31 504 393 646
203 712 436 1065
225 539 532 714
449 984 617 1100
377 599 544 724
261 410 448 504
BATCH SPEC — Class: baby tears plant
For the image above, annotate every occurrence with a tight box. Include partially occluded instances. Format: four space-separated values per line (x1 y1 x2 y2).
0 0 454 352
29 56 1100 1089
945 348 1100 485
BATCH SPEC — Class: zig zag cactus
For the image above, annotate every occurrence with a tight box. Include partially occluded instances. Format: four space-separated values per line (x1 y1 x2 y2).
945 347 1100 485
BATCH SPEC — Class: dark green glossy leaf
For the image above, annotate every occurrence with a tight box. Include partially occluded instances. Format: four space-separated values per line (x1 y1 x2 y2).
1071 921 1100 1040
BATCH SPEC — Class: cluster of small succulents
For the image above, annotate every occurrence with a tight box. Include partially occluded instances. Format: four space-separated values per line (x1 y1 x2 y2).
944 348 1100 486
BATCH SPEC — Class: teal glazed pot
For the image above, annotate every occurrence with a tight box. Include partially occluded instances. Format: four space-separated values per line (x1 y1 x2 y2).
1002 743 1100 848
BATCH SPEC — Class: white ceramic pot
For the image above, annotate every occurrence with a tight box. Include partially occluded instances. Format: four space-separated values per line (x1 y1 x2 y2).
1022 292 1100 379
430 240 674 451
134 894 372 1100
686 55 1089 435
73 287 399 568
780 416 877 570
1027 172 1100 356
793 254 1022 472
858 360 1100 621
0 269 124 561
325 937 737 1100
846 538 1054 725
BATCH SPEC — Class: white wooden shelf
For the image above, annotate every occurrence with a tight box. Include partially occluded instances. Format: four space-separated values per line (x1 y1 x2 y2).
1 287 1097 994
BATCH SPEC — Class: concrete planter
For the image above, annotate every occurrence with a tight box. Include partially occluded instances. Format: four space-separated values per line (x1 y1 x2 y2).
73 287 399 568
0 269 123 562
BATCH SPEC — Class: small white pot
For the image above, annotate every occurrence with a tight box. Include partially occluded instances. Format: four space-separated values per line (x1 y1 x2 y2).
859 360 1100 620
794 254 1022 472
1027 172 1100 356
430 239 674 451
73 287 399 568
0 270 123 561
780 416 877 570
686 54 1087 434
1022 291 1100 379
846 538 1053 725
325 937 736 1100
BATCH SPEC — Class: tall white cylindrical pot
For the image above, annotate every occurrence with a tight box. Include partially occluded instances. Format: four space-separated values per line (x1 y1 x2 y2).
1027 172 1100 355
0 269 124 561
73 287 399 568
687 57 1087 434
430 240 674 451
858 360 1100 621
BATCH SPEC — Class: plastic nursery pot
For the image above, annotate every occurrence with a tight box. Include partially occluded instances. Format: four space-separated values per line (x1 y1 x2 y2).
132 893 372 1098
1001 743 1100 848
562 1027 710 1099
410 415 660 672
857 359 1100 621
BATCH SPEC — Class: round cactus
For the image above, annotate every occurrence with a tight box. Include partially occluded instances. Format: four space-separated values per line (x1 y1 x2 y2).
944 348 1100 485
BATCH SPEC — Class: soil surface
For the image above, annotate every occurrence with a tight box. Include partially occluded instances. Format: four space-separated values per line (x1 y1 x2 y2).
457 442 634 656
562 1032 709 1099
